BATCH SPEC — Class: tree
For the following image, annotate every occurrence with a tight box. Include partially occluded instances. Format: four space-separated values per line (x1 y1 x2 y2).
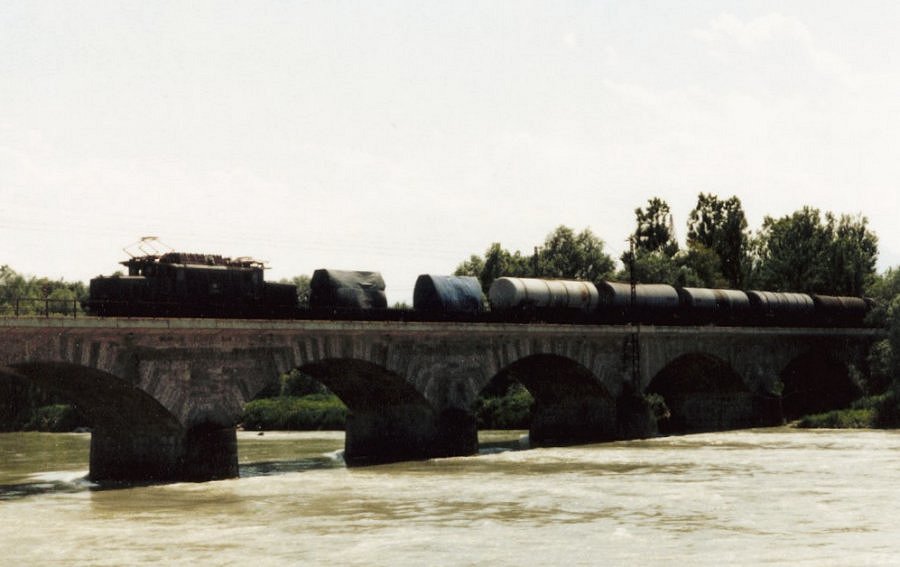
865 268 900 394
0 265 86 316
632 198 678 256
455 242 532 293
679 243 729 288
687 194 749 288
535 226 615 283
455 225 615 292
752 207 878 295
621 198 679 285
828 214 879 296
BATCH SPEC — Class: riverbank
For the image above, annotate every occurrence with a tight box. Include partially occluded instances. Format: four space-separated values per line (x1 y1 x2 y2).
794 390 900 429
12 389 900 434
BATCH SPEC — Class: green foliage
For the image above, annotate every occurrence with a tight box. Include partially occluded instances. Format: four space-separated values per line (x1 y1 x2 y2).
533 226 616 283
866 268 900 326
632 197 678 256
795 408 875 429
687 194 749 287
644 393 671 421
867 339 895 394
621 197 685 284
456 242 532 293
24 404 86 432
619 250 683 285
678 243 729 288
794 392 900 429
872 390 900 428
751 208 878 295
455 225 614 292
279 275 311 308
862 269 900 396
0 265 87 316
474 384 534 429
253 370 331 399
616 244 726 288
0 375 92 432
281 369 331 397
242 394 347 431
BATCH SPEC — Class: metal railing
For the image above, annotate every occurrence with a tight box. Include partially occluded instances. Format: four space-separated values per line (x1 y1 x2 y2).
0 297 83 318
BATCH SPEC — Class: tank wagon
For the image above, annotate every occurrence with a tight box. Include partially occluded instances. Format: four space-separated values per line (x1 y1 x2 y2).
486 278 869 327
488 277 599 311
414 275 484 315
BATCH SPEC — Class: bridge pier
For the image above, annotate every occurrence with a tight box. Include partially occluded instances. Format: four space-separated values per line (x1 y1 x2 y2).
343 404 477 466
529 395 618 446
90 425 238 482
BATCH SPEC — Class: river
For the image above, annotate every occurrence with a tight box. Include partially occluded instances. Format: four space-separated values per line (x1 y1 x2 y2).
1 428 899 566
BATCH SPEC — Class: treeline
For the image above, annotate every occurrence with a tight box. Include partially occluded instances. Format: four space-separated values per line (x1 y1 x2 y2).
0 267 91 430
0 265 87 316
454 194 878 296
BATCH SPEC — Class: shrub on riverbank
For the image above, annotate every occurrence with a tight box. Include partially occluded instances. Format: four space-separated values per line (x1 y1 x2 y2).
796 408 875 428
795 392 900 429
474 384 534 429
24 404 86 432
241 394 347 431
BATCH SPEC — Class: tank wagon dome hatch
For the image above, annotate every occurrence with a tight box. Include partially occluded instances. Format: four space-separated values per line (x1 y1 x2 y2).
414 274 484 313
310 269 387 310
488 277 600 311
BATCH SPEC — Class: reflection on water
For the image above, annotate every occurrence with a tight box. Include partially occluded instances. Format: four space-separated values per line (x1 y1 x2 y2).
2 428 900 565
0 430 531 499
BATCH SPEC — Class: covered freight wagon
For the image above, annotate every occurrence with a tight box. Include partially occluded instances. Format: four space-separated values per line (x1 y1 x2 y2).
309 269 387 310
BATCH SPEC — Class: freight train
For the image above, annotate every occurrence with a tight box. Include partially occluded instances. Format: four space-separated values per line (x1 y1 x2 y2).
83 249 871 327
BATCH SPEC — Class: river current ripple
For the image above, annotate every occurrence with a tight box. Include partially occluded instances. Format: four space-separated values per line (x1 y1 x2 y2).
2 428 899 566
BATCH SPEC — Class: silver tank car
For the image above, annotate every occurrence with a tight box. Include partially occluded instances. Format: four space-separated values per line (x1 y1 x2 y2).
488 277 600 311
597 281 680 309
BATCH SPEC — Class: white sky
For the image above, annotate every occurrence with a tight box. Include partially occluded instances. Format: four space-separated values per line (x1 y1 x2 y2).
2 1 899 303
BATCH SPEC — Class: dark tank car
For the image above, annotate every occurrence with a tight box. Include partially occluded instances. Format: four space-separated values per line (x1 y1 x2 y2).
84 250 297 318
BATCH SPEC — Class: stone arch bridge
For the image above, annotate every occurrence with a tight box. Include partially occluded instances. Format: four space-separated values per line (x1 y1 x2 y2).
0 317 879 481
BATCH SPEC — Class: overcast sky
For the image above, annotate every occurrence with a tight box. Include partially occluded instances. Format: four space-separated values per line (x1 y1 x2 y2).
2 1 898 303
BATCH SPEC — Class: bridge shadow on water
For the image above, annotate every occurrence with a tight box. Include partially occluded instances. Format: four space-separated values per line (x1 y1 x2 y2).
0 454 346 500
0 433 534 500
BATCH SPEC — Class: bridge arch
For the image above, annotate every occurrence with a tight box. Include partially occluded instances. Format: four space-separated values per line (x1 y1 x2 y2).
646 353 775 433
298 358 471 464
780 352 861 421
3 361 182 434
487 354 617 445
0 362 233 481
299 358 430 412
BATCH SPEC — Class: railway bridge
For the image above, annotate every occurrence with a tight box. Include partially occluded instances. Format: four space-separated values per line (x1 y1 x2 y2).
0 317 879 481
